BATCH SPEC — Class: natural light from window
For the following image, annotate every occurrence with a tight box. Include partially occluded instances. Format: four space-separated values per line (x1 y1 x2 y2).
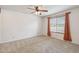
50 16 65 33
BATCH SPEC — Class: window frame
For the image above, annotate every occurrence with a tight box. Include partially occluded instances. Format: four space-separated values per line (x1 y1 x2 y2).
50 16 65 34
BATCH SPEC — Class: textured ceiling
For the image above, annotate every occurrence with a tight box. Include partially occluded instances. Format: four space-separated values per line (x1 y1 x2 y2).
0 5 78 16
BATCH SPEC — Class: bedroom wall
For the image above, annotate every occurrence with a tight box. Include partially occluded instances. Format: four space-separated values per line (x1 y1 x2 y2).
42 7 79 44
70 7 79 44
0 8 43 43
0 8 2 40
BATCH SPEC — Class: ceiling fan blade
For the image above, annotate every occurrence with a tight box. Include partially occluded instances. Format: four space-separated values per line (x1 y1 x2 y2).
30 11 36 14
38 10 48 12
27 8 35 10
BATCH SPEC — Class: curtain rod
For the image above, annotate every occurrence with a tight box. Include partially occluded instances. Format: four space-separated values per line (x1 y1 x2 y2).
48 12 71 18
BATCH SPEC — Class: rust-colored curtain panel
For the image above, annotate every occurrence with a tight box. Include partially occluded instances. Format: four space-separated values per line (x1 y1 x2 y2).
64 12 72 41
47 17 51 36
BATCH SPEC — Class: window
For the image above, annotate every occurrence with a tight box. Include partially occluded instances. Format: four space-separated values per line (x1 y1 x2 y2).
50 16 65 33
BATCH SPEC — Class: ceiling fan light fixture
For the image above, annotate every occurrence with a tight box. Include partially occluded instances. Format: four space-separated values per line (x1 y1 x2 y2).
35 11 41 15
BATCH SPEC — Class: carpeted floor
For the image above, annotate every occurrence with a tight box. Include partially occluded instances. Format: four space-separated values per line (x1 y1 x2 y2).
0 36 79 53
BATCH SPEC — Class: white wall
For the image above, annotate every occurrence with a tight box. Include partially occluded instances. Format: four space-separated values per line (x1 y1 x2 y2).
42 7 79 44
70 7 79 44
0 9 1 40
0 8 43 43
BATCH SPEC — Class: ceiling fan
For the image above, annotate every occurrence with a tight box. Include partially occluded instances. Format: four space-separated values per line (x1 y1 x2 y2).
27 6 48 15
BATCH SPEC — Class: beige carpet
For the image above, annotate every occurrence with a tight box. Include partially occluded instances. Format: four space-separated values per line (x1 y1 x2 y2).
0 36 79 53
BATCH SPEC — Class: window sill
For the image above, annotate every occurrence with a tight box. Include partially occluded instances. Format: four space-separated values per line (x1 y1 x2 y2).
51 31 64 34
